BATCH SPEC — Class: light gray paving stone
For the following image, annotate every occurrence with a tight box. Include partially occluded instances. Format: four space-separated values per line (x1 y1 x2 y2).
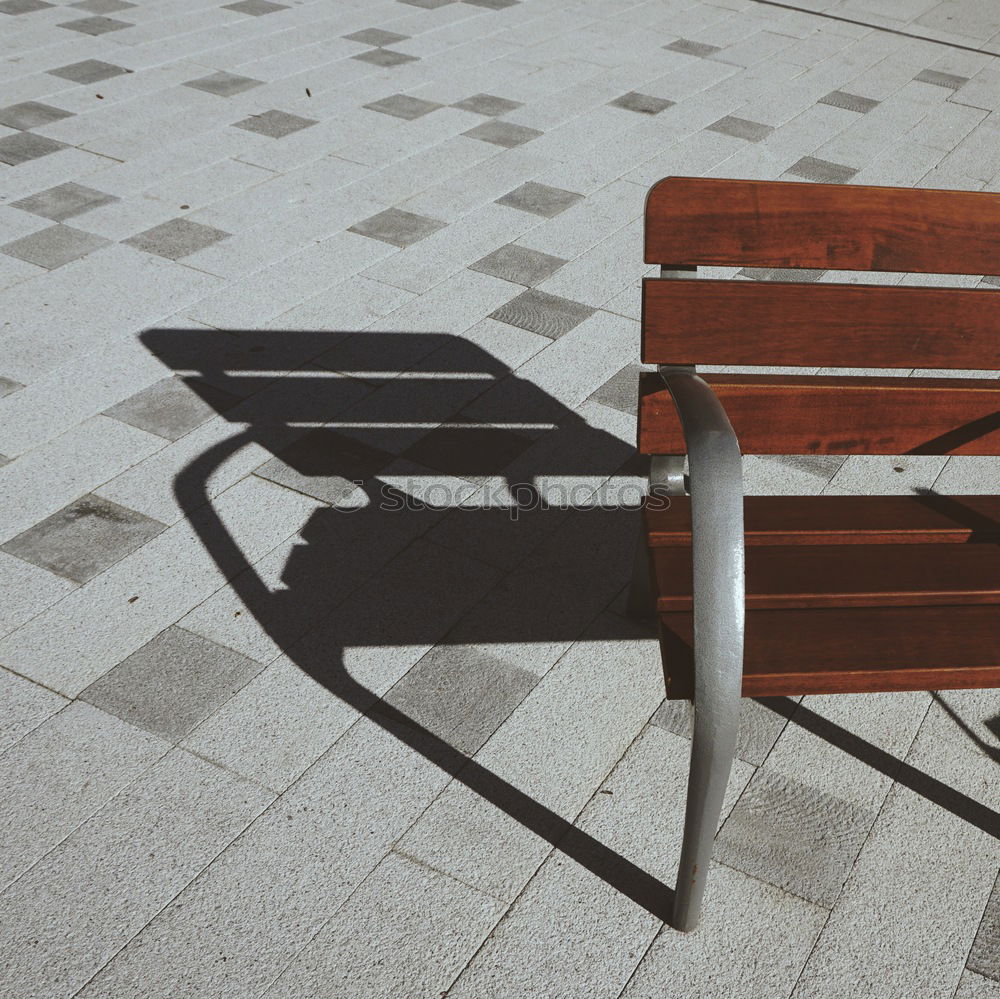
57 13 132 31
222 0 287 13
1 494 165 585
0 551 76 639
470 242 566 287
11 181 118 222
0 666 67 753
343 26 409 46
352 47 419 67
489 288 596 339
786 155 860 183
182 70 263 96
608 91 675 115
232 108 317 137
822 454 950 494
819 89 881 113
1 223 110 269
349 206 446 247
81 626 262 742
452 92 523 116
915 67 969 90
664 37 722 57
463 119 542 147
124 217 230 259
362 92 443 119
0 100 74 130
707 114 774 142
46 59 130 85
932 456 1000 494
263 850 504 999
969 872 1000 982
496 180 584 218
103 375 238 441
0 700 167 890
0 748 272 999
0 131 69 165
958 972 1000 999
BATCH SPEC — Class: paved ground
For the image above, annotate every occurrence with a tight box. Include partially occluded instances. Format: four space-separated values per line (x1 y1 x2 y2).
1 0 1000 995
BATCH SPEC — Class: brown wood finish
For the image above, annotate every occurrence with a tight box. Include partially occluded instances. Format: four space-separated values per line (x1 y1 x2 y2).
643 494 1000 547
638 372 1000 455
641 279 1000 369
659 605 1000 699
644 176 1000 274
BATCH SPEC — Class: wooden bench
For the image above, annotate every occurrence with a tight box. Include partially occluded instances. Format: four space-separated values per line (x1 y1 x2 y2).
629 176 1000 932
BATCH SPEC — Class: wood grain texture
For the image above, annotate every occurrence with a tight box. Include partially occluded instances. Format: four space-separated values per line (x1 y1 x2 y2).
641 278 1000 368
659 605 1000 699
638 372 1000 455
644 176 1000 273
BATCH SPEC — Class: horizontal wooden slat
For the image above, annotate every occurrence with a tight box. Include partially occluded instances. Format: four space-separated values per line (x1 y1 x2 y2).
643 494 1000 546
659 605 1000 699
641 279 1000 369
638 372 1000 455
653 543 1000 611
644 176 1000 274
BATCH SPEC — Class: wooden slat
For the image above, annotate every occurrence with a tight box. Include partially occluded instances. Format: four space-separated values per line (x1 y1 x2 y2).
652 543 1000 611
644 176 1000 274
641 279 1000 369
638 372 1000 455
643 494 1000 546
659 605 1000 699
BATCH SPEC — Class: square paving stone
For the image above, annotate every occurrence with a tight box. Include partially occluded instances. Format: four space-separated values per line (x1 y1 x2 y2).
915 68 968 89
57 14 132 32
586 363 640 415
12 182 118 222
463 120 541 147
968 873 1000 981
664 38 721 57
222 0 288 13
0 132 68 165
0 0 53 12
463 0 518 6
2 224 110 269
398 0 453 6
0 101 74 131
382 645 537 755
47 59 131 83
351 48 418 66
470 243 565 286
363 93 443 120
344 27 409 45
71 0 134 11
0 376 25 398
716 768 878 907
232 108 317 137
787 156 859 184
255 428 392 504
819 90 880 114
123 218 230 259
103 376 239 441
707 115 774 142
80 627 261 742
402 425 534 479
608 91 675 115
349 207 446 248
452 93 522 116
495 181 583 218
1 494 166 584
183 71 262 97
489 288 595 339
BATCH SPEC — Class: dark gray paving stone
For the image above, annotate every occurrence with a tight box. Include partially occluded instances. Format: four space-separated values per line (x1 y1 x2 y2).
650 696 791 766
0 132 68 165
363 93 443 120
716 769 878 906
0 0 52 14
402 425 533 479
983 275 1000 288
255 428 392 504
463 119 541 147
123 218 230 259
819 90 880 114
0 455 9 468
1 494 166 584
664 38 721 57
707 115 774 142
463 0 518 7
47 59 131 83
2 224 110 269
738 267 825 282
343 27 409 45
787 156 859 184
183 71 262 97
222 0 287 13
608 91 675 115
382 645 536 755
103 376 239 441
0 376 25 398
452 93 522 116
469 243 565 286
349 207 446 247
398 0 453 6
968 872 1000 981
12 182 118 222
0 101 74 131
586 363 640 416
80 627 261 742
71 0 134 11
489 288 595 339
495 181 583 218
915 68 968 89
57 14 132 32
232 108 317 137
351 48 418 66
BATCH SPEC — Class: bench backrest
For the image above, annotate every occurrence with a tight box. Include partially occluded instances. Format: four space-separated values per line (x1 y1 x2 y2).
638 177 1000 457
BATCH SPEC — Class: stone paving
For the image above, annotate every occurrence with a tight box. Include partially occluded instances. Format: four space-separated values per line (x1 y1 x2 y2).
1 0 999 995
